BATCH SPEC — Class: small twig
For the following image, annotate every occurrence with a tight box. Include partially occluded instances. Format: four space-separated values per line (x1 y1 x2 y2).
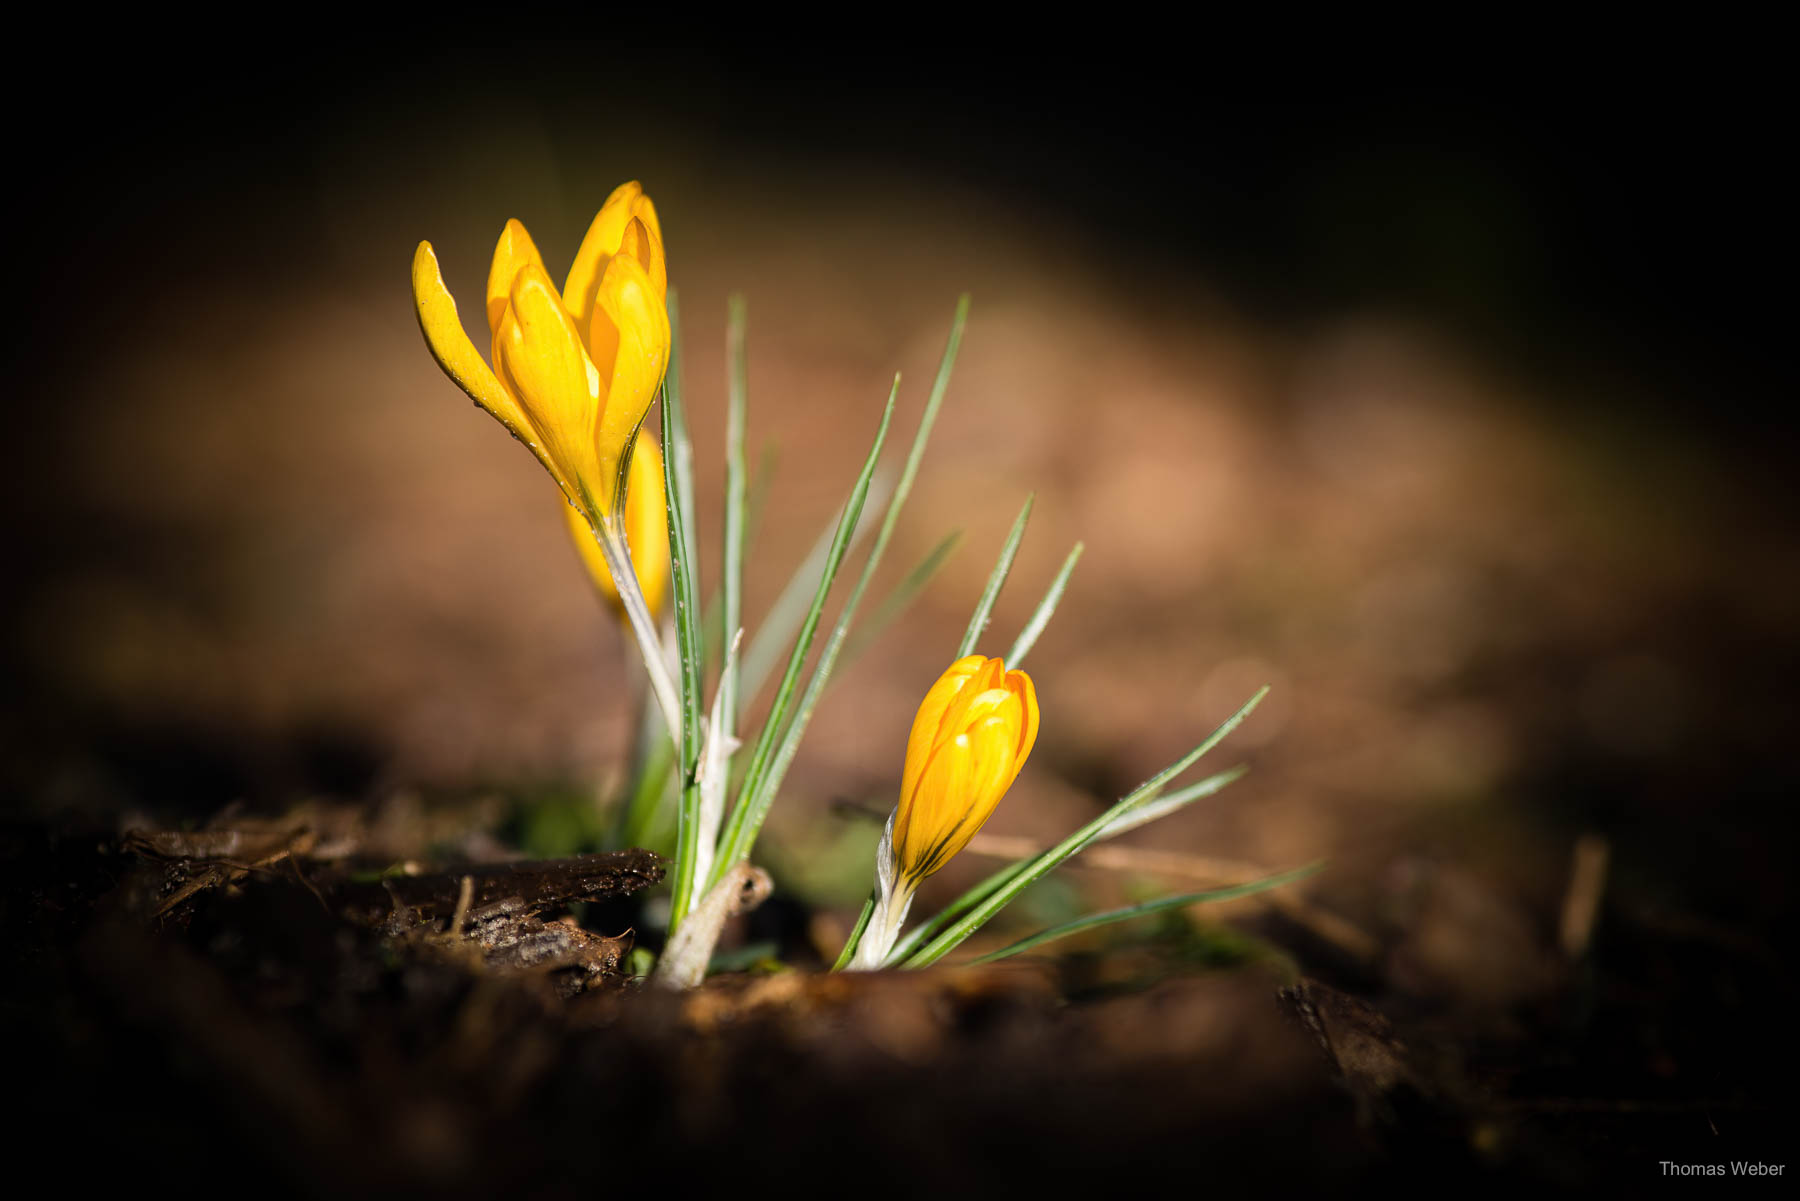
449 874 475 939
287 854 331 916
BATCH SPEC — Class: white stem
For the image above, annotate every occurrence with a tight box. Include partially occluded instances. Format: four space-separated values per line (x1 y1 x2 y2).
593 517 683 745
653 863 771 990
849 878 916 971
687 628 744 911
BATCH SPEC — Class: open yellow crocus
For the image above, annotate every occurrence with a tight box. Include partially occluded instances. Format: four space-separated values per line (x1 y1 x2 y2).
411 181 670 522
414 183 682 732
564 434 670 618
852 654 1039 968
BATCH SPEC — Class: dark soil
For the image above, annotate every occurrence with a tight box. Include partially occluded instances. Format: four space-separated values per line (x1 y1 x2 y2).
6 812 1791 1197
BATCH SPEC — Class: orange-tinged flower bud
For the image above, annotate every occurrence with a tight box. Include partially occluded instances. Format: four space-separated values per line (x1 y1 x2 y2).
564 437 671 618
412 182 671 520
892 654 1039 884
851 655 1039 968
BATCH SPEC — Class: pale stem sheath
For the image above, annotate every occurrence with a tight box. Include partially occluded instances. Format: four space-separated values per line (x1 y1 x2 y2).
686 627 744 910
850 880 916 971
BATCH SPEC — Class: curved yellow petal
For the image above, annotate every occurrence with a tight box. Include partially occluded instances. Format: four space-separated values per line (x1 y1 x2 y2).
494 263 606 511
621 439 672 616
563 438 670 617
1006 669 1040 790
927 657 1006 763
900 655 986 809
616 213 668 304
628 190 662 248
412 240 538 449
565 181 654 328
927 716 1019 872
590 253 671 506
899 733 974 878
580 220 667 381
486 219 549 340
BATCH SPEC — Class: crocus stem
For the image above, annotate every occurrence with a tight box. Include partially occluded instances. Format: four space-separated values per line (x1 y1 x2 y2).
594 517 683 744
652 863 772 990
685 629 743 912
849 880 916 971
611 621 682 851
831 893 878 971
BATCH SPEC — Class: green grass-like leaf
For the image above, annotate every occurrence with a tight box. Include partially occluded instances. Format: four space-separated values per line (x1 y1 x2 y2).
1095 763 1249 838
737 477 889 716
958 494 1034 658
1006 542 1083 669
701 443 779 667
708 383 900 884
663 294 709 930
900 686 1269 967
721 293 749 717
707 296 972 890
613 688 674 851
832 892 878 970
884 762 1249 964
843 529 963 664
968 862 1321 964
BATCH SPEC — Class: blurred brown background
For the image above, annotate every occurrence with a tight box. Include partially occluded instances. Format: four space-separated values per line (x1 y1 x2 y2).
4 37 1796 975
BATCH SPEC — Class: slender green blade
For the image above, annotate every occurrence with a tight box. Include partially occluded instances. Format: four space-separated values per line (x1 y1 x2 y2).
689 628 743 895
614 702 674 850
831 893 878 971
958 494 1034 658
1006 541 1084 669
698 446 777 666
738 476 888 716
709 296 973 888
843 529 963 664
887 856 1031 966
884 763 1249 964
720 294 749 737
710 384 899 884
902 686 1269 967
1096 764 1248 838
662 294 708 930
669 300 700 610
969 863 1322 964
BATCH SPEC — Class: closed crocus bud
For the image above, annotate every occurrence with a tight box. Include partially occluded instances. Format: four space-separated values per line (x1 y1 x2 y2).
564 436 670 619
851 655 1039 969
413 181 670 521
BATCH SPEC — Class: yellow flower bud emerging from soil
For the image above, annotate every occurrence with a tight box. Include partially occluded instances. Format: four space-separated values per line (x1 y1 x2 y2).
564 436 670 618
852 655 1039 968
412 181 670 520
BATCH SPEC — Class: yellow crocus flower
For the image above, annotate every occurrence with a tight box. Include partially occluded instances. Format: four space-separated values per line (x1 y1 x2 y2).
414 183 683 737
412 181 670 520
564 435 671 618
852 654 1039 968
